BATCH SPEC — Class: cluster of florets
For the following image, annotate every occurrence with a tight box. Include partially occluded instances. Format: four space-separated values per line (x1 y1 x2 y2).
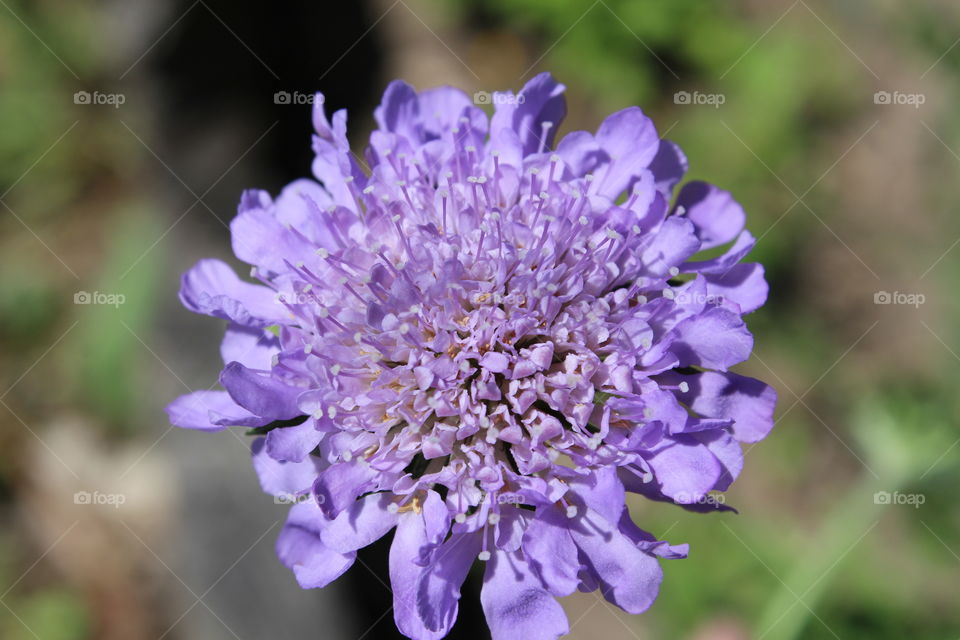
168 73 775 640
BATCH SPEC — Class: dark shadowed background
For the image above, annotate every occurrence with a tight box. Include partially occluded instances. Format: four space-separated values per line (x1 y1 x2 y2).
1 1 959 638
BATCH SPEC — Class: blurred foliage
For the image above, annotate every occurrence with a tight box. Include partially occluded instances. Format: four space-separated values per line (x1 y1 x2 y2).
66 207 165 432
0 1 164 635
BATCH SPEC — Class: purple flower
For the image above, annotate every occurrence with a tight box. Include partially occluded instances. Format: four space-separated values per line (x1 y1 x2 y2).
167 73 776 639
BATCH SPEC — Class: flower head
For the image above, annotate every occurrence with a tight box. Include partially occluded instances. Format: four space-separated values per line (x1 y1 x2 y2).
167 73 776 639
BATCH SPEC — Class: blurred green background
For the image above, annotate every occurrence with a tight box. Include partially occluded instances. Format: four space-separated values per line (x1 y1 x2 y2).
1 1 958 638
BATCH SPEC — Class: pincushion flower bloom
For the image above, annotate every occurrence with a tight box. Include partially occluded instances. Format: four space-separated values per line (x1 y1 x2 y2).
167 73 776 639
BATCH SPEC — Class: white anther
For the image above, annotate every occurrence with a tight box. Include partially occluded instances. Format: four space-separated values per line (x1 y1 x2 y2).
550 154 560 163
362 185 375 194
304 344 313 354
330 364 341 375
328 406 338 419
455 513 467 523
565 505 578 518
387 503 400 513
478 551 491 561
579 215 589 226
679 381 690 393
487 513 501 525
669 266 680 277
